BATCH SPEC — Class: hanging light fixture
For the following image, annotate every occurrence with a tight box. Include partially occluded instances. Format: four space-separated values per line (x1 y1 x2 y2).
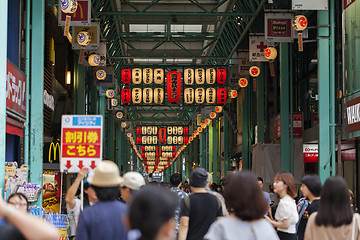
88 54 100 66
292 15 308 31
238 78 248 88
66 71 71 85
60 0 78 14
264 47 277 60
249 66 260 78
77 31 91 46
96 70 106 80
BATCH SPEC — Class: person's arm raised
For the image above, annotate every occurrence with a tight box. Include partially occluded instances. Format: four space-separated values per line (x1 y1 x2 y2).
65 168 89 209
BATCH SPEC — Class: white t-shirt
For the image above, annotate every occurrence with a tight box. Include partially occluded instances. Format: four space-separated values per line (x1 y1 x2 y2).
67 198 94 236
275 196 298 234
204 216 279 240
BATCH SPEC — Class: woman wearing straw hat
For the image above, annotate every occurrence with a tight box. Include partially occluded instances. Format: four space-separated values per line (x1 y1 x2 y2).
76 160 128 240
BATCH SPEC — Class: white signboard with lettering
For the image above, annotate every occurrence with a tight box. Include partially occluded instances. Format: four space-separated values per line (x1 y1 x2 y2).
292 0 328 10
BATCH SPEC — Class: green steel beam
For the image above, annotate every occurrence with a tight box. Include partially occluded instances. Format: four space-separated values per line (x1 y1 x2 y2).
24 0 31 168
117 32 218 37
120 38 143 56
188 0 209 13
200 132 206 169
209 121 214 174
108 112 115 161
96 11 255 17
318 8 332 182
280 43 290 171
30 0 45 206
242 77 252 170
210 0 228 12
170 40 194 57
224 114 231 175
124 0 140 12
0 0 7 191
115 18 234 22
212 119 219 183
145 41 166 56
142 0 161 12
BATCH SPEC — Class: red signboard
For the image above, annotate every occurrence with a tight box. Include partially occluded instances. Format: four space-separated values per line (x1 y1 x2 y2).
61 128 101 158
273 112 303 139
166 71 181 103
303 144 318 163
60 0 90 22
344 0 356 9
267 18 292 38
6 60 26 117
121 69 131 84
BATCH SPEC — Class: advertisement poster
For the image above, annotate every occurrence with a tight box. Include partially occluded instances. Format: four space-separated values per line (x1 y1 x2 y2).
265 13 294 42
42 170 61 214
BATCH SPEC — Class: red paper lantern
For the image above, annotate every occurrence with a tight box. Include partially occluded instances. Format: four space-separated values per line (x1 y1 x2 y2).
144 161 147 165
217 88 227 104
156 147 162 157
159 128 166 144
121 89 131 104
167 161 171 165
217 69 227 84
172 146 176 151
137 137 141 144
184 127 189 135
183 137 188 144
136 127 141 135
141 146 145 151
141 152 145 158
121 69 131 84
155 157 160 165
172 152 176 157
166 71 182 103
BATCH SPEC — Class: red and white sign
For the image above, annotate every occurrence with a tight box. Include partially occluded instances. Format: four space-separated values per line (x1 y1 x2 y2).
344 0 356 10
6 60 26 117
303 144 318 163
58 0 91 26
249 36 273 62
273 112 303 139
60 115 103 173
265 13 294 43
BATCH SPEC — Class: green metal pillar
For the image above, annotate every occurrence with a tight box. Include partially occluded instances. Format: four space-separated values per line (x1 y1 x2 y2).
0 0 8 191
280 43 290 171
108 112 115 161
200 131 206 168
209 123 214 174
318 5 333 181
30 0 45 205
99 95 106 159
257 63 266 143
212 119 219 183
116 122 122 170
74 58 85 114
24 0 31 168
185 146 191 179
242 78 252 170
224 114 231 175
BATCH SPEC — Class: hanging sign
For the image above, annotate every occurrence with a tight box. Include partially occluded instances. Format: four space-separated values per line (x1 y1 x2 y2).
184 88 195 104
184 127 189 135
143 68 153 84
217 69 227 84
292 0 328 10
132 88 142 104
206 68 216 84
121 89 131 104
195 88 205 104
58 0 91 26
154 88 164 104
249 36 274 62
195 68 205 84
72 22 100 50
154 68 164 84
83 42 107 67
60 115 103 173
121 69 131 84
167 71 181 103
136 127 141 135
159 128 166 143
132 68 142 84
346 96 360 132
217 88 227 104
184 68 194 85
265 13 294 42
303 144 318 163
206 88 216 104
143 88 153 104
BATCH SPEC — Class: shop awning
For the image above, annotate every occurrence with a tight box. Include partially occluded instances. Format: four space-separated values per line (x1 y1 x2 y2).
6 117 24 138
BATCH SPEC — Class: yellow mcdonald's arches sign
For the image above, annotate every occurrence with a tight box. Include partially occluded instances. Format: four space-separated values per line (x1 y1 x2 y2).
73 3 83 19
49 142 60 163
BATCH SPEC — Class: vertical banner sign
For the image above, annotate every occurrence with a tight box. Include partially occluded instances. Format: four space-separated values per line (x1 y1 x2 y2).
167 71 181 103
303 144 319 163
298 33 303 52
64 15 71 36
78 48 85 64
265 13 294 42
60 115 103 173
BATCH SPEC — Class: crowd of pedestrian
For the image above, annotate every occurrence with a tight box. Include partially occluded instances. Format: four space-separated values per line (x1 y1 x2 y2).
1 160 360 240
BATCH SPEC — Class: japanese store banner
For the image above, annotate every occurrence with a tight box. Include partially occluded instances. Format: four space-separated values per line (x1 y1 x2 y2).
60 115 103 173
6 60 26 117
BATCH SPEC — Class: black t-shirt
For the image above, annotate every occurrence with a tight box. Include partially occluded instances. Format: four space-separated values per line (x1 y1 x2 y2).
180 192 223 240
297 199 320 240
0 223 26 240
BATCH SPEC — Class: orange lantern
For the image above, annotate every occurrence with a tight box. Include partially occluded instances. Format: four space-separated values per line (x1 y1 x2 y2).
217 88 227 104
206 68 216 84
154 88 164 104
195 68 205 84
264 47 277 60
230 90 238 98
195 88 205 104
167 71 181 103
205 119 211 125
143 88 153 104
132 68 142 84
198 127 203 133
143 68 153 84
121 69 131 84
184 88 195 104
201 123 206 129
206 88 216 104
239 78 248 88
154 68 164 84
184 68 194 85
215 106 223 113
217 69 227 84
210 112 217 119
292 15 308 31
132 88 142 104
121 89 131 104
249 66 260 77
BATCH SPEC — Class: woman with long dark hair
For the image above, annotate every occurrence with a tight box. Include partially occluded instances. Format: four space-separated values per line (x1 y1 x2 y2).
304 176 360 239
265 172 298 240
204 171 279 240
